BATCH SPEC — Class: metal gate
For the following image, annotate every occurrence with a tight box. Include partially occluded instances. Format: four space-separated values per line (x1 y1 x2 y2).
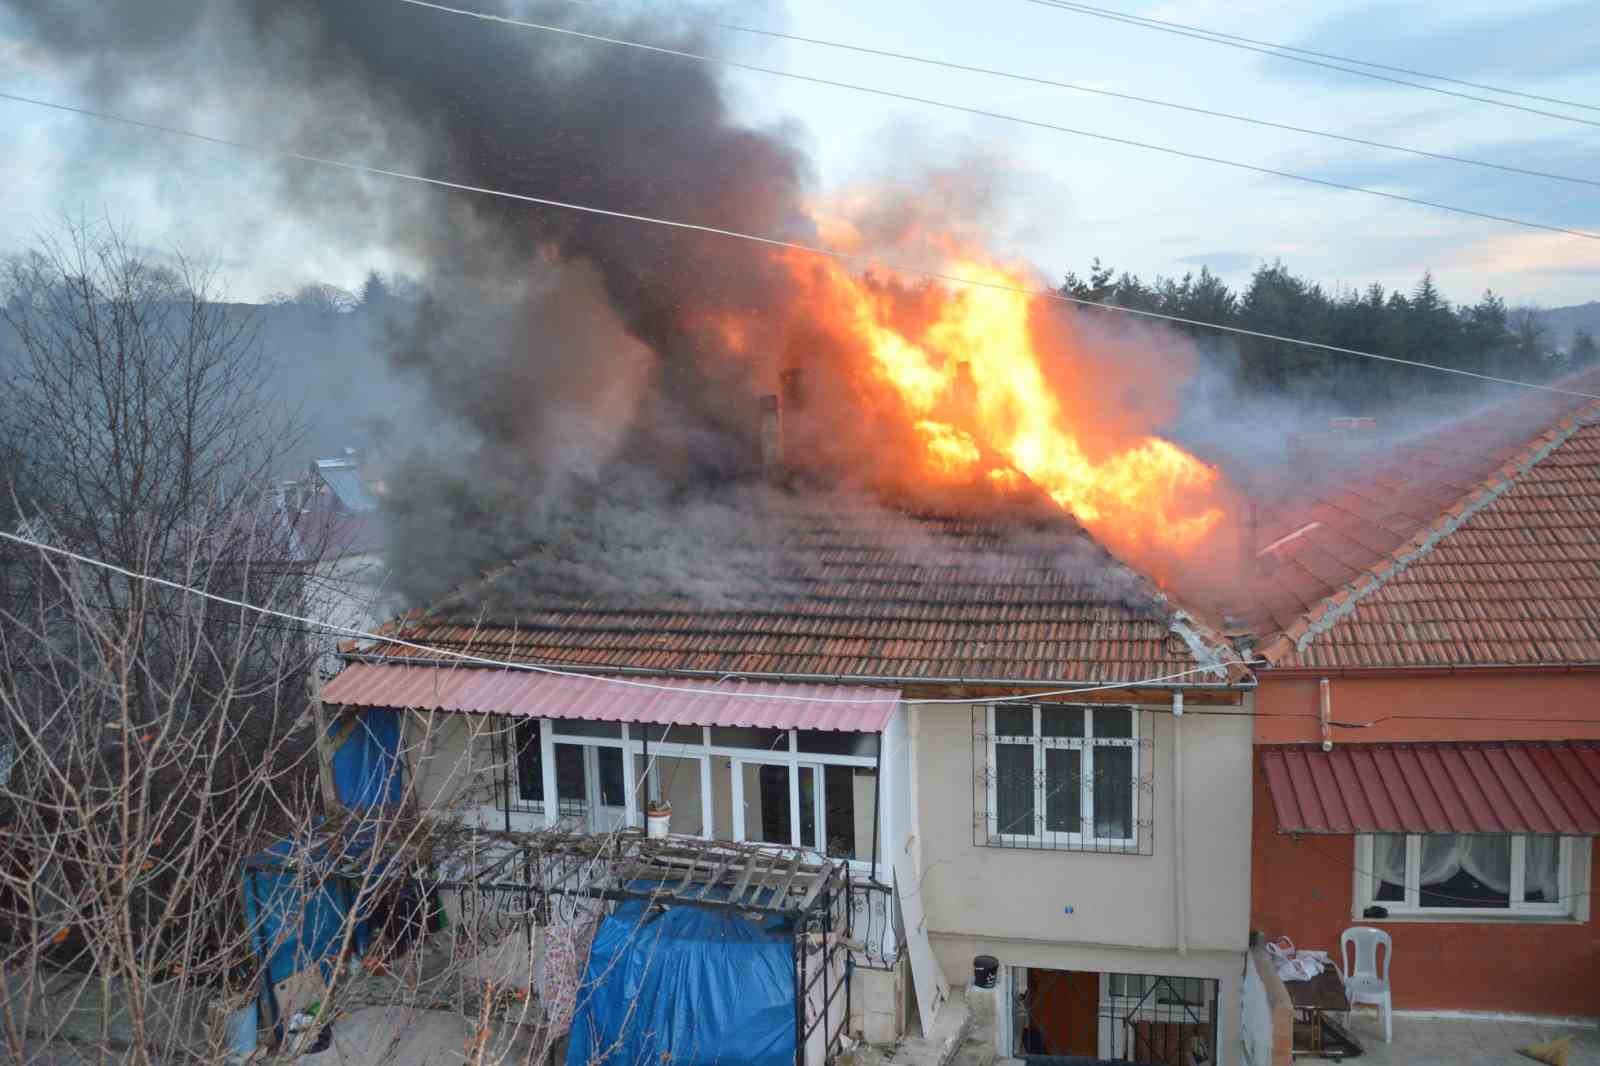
1016 969 1218 1065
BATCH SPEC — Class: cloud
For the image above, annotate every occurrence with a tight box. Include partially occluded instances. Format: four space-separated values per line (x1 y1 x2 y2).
1280 1 1600 84
1174 251 1257 273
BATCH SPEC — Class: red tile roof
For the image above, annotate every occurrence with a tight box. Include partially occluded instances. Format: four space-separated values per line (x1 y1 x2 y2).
1260 742 1600 834
321 664 900 731
1249 371 1600 669
358 497 1239 686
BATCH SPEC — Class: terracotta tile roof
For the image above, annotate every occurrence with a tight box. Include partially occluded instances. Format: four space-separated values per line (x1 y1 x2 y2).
1254 371 1600 669
360 496 1239 686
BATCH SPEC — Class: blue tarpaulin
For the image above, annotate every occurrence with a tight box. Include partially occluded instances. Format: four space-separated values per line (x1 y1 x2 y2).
566 899 796 1066
329 708 403 809
241 835 366 986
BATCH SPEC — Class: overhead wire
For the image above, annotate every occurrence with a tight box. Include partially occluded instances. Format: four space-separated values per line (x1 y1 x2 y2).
546 0 1598 189
1020 0 1600 128
4 90 1599 403
389 0 1600 242
0 529 1259 706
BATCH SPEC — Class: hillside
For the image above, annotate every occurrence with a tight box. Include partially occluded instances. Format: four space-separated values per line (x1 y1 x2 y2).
1540 301 1600 349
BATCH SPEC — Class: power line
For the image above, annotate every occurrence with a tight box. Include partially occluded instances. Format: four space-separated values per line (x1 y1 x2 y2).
5 91 1600 403
1020 0 1600 128
549 0 1598 189
391 0 1600 243
0 530 1258 706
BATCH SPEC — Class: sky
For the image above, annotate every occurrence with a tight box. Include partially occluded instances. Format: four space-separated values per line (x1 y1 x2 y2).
2 0 1597 308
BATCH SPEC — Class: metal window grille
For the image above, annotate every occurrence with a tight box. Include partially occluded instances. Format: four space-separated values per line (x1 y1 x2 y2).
972 704 1154 855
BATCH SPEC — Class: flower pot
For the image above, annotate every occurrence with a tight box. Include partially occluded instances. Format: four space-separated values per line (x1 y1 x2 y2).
646 807 671 839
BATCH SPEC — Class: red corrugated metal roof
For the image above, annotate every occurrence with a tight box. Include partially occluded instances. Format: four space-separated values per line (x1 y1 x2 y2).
1260 742 1600 834
321 661 900 732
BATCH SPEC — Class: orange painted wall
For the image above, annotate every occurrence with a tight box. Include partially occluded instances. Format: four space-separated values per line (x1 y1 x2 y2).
1250 762 1600 1017
1254 672 1600 745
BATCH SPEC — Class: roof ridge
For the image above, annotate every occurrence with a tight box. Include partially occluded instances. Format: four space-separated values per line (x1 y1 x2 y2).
1261 398 1600 665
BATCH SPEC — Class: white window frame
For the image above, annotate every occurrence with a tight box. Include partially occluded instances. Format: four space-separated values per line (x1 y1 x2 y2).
504 719 885 871
984 704 1139 849
1353 834 1580 920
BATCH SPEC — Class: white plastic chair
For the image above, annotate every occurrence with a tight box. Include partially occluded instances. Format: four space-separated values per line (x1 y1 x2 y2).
1339 926 1393 1043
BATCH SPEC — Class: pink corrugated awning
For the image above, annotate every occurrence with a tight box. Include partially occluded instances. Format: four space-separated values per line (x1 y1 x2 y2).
1261 742 1600 835
320 662 900 732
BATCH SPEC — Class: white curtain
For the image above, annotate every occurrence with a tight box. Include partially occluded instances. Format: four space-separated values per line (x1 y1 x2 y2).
1419 834 1511 894
1371 834 1407 891
1525 837 1562 901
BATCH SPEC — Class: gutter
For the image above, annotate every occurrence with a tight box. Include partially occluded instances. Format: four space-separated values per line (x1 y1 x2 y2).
1260 663 1600 681
1172 691 1187 957
336 651 1259 692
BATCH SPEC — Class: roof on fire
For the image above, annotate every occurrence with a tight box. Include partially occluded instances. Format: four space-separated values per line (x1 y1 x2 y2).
1249 368 1600 670
351 494 1242 688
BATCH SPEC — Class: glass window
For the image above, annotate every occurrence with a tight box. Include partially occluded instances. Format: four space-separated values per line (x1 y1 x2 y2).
743 763 792 844
797 729 876 757
1043 748 1081 833
799 766 818 850
514 719 543 803
552 720 623 739
994 743 1036 836
1093 747 1134 840
710 726 788 751
596 747 625 808
987 705 1137 845
554 743 588 815
1360 834 1571 916
822 765 876 861
1040 705 1084 738
635 753 705 835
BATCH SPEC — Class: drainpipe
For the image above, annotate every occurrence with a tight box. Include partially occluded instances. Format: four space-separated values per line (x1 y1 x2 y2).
1172 691 1188 958
1319 678 1333 751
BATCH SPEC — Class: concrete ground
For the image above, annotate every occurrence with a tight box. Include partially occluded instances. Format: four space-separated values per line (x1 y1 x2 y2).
1334 1010 1599 1065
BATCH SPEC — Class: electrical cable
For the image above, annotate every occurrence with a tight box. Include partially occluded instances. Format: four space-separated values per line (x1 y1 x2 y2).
4 91 1598 404
0 529 1257 706
542 0 1599 189
1020 0 1600 128
389 0 1600 241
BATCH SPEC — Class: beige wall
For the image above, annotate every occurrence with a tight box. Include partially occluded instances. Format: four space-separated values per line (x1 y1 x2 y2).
913 697 1253 1061
404 711 510 827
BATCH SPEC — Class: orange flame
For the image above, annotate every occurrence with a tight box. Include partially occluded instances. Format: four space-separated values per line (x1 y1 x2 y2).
782 248 1226 555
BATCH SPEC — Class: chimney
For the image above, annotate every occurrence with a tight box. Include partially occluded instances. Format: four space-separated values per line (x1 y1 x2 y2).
1238 500 1261 578
759 394 783 476
780 367 805 412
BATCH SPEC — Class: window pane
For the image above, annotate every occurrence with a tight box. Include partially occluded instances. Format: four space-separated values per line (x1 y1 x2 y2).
1525 837 1561 903
797 729 877 756
1039 706 1084 738
710 726 788 751
554 743 588 815
994 707 1033 737
596 747 625 807
1419 834 1509 908
636 754 706 836
1093 747 1134 840
709 757 734 841
799 766 818 850
1044 748 1082 834
1371 834 1406 902
821 765 875 861
1095 707 1133 738
743 763 792 844
552 720 623 739
514 720 543 802
994 744 1035 835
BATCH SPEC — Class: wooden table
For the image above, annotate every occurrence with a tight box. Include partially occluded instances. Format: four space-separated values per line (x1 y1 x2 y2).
1282 964 1361 1059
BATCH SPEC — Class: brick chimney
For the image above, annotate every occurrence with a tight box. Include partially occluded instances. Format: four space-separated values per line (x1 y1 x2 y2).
760 394 783 476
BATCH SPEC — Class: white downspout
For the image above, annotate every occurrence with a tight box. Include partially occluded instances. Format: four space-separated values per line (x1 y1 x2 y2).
1172 691 1188 957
